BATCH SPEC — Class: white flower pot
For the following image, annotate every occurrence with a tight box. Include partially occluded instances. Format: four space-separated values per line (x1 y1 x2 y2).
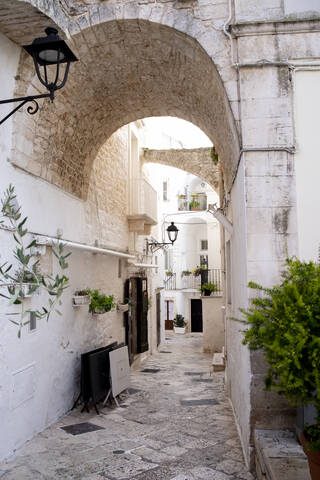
174 326 186 334
73 295 90 306
117 303 129 312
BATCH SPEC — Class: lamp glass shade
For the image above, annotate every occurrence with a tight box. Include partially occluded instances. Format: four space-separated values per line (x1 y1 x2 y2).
23 27 78 67
167 222 179 244
38 49 65 63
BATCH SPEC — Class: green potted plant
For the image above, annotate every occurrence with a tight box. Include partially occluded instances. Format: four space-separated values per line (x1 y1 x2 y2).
73 289 90 306
240 257 320 480
181 270 192 277
192 265 207 277
173 314 187 334
189 199 200 211
166 269 173 276
87 289 115 315
200 282 218 296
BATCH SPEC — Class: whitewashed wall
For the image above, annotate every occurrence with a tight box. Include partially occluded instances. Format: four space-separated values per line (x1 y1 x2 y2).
0 36 146 461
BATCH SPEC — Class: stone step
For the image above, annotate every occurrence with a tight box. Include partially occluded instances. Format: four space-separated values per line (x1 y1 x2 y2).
254 429 311 480
212 352 225 372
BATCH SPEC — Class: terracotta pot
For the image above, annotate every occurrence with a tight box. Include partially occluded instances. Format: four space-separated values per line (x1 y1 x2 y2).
300 430 320 480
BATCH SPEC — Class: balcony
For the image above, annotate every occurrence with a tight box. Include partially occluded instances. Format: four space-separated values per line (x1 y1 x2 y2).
165 269 223 293
128 178 158 234
178 193 207 212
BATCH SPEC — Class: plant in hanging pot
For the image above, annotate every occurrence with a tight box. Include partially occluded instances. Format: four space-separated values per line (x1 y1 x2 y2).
181 270 192 277
73 289 90 306
166 270 173 276
192 265 207 277
199 282 218 296
240 257 320 480
87 289 116 315
173 314 187 334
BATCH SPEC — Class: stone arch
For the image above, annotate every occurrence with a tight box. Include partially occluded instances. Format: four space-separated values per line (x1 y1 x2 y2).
9 18 239 199
142 147 220 193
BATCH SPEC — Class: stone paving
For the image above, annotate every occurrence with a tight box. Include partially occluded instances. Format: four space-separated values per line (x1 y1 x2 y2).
0 334 255 480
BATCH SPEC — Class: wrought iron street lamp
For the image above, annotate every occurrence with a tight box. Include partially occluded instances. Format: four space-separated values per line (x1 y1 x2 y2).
0 27 78 126
147 222 179 253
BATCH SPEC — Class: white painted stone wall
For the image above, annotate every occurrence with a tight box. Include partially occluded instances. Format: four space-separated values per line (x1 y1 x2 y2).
225 157 252 467
0 36 155 461
202 296 224 354
294 70 320 262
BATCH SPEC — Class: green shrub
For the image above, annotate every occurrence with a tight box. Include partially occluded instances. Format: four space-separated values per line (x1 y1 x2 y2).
200 282 218 294
241 257 320 448
173 314 186 328
87 289 115 314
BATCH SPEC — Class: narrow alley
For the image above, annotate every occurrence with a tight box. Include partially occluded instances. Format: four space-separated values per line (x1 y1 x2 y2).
0 334 253 480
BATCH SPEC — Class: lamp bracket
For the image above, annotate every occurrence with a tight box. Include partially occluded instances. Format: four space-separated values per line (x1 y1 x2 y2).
0 92 52 126
146 240 171 254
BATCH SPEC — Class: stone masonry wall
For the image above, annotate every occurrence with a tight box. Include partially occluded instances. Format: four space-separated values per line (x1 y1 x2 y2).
143 147 220 192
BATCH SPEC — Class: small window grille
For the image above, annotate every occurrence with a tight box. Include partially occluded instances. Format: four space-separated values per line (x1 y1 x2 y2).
29 312 37 332
201 239 208 250
163 181 168 201
118 259 122 278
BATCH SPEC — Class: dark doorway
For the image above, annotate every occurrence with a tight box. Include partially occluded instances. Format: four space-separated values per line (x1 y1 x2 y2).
191 299 203 332
156 292 161 346
165 299 174 330
125 277 149 364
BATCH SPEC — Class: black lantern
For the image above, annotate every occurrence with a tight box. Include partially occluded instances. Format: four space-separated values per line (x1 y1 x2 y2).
147 222 179 253
167 222 179 244
0 27 78 125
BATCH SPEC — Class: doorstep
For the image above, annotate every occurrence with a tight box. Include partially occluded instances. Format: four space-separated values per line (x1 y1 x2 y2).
254 429 311 480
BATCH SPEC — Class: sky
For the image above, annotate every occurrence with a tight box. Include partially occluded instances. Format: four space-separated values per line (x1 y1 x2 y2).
143 116 212 149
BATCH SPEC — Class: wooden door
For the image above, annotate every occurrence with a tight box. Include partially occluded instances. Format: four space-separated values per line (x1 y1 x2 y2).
165 300 174 330
126 277 149 362
191 299 203 332
137 277 149 353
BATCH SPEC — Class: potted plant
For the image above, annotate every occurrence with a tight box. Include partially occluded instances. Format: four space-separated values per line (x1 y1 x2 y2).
181 270 192 277
173 314 187 334
192 265 207 277
87 289 116 315
73 289 90 306
189 199 200 211
200 282 218 296
240 257 320 480
166 270 173 276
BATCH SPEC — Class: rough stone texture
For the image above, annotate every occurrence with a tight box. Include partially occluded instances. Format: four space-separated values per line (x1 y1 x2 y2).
143 147 220 193
0 1 240 197
254 430 311 480
0 334 255 479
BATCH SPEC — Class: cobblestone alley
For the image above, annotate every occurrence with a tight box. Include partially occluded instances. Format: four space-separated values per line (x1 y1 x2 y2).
0 334 254 480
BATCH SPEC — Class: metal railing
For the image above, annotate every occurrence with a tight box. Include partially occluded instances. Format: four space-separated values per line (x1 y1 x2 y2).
206 269 223 294
181 275 201 290
164 273 176 290
164 269 222 293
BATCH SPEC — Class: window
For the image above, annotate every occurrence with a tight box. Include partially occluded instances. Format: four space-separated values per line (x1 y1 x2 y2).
118 259 122 278
200 239 208 250
163 181 168 201
29 312 37 332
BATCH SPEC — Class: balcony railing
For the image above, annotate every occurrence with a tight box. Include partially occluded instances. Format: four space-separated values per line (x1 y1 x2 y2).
178 193 207 212
164 273 176 290
181 274 201 290
207 269 222 294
